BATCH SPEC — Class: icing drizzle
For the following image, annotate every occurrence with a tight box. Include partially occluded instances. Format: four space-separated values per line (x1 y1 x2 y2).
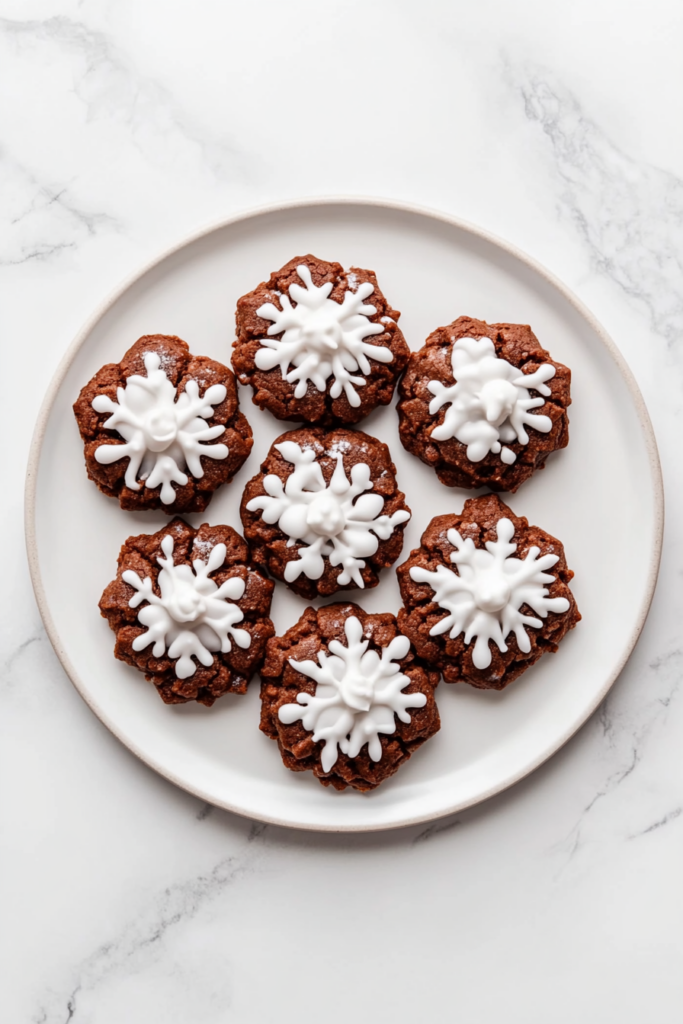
255 265 393 407
92 352 229 503
279 615 426 771
409 517 570 670
246 442 410 588
427 336 556 464
122 535 251 679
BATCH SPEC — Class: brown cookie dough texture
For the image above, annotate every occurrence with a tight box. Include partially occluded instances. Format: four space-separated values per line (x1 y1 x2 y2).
397 494 580 690
240 427 411 599
397 316 571 491
260 603 441 791
99 518 275 706
232 254 410 426
73 334 253 514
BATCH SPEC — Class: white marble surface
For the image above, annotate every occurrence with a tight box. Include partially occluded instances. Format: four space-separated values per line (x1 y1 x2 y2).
3 1 683 1020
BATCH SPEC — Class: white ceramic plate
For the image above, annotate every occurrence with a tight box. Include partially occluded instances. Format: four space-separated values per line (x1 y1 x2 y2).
26 198 663 832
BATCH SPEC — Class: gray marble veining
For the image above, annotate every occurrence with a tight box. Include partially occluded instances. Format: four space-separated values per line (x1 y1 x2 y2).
514 63 683 346
3 3 683 1021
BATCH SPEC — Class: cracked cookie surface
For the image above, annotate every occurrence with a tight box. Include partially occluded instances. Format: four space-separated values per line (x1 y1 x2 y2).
232 254 409 426
240 426 411 600
99 518 274 706
397 494 580 690
74 334 253 514
397 316 571 491
260 602 440 791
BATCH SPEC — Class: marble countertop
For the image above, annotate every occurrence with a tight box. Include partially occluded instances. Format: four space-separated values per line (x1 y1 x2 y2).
4 2 683 1021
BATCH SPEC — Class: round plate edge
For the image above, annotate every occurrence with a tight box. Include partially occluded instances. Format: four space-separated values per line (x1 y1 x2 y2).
23 195 665 833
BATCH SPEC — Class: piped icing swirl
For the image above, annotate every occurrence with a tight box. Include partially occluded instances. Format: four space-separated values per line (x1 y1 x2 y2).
279 615 426 771
246 441 410 588
427 336 556 464
122 535 250 679
255 265 393 407
92 352 228 503
410 517 570 669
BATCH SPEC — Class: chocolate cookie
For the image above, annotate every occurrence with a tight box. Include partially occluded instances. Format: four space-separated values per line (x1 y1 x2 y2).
260 603 441 792
397 494 580 690
99 518 275 706
232 254 410 425
397 316 571 491
74 334 253 514
240 427 411 599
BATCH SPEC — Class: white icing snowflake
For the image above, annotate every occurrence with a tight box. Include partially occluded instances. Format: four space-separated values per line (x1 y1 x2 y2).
427 336 557 465
92 352 229 504
254 264 393 407
279 615 426 772
246 442 410 588
410 517 570 670
122 535 251 680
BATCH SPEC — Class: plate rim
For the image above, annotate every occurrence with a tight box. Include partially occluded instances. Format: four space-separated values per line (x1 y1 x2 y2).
24 195 665 832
